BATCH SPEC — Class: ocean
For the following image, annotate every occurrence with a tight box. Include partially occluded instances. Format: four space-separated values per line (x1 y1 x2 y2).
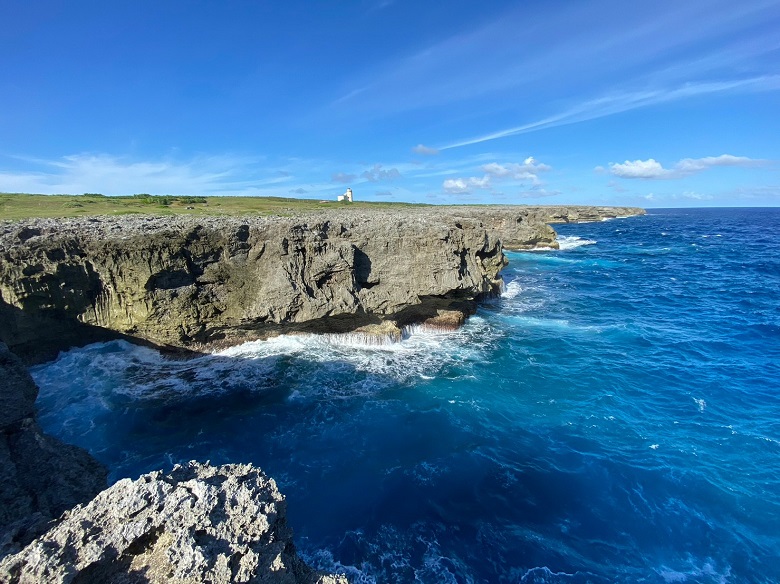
31 208 780 583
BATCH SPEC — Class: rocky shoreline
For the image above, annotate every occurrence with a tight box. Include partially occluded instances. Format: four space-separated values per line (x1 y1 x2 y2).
0 204 643 582
0 205 643 364
0 342 346 583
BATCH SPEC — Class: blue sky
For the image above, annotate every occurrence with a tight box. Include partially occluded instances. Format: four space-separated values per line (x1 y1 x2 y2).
1 0 778 207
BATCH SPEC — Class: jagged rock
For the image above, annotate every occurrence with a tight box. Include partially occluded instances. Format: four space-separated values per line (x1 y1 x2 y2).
0 211 505 362
447 205 645 250
0 343 108 560
0 462 347 584
0 344 37 427
0 206 644 362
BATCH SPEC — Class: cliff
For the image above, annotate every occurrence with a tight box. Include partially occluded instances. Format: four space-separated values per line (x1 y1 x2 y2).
0 342 107 559
0 210 507 362
0 204 643 582
447 205 645 250
0 205 643 362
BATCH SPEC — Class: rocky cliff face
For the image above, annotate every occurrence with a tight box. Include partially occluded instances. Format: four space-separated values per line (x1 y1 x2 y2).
0 342 107 560
0 205 643 362
448 205 645 250
0 461 346 584
0 210 507 362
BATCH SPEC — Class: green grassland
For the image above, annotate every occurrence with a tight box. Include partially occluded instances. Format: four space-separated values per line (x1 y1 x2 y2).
0 193 429 221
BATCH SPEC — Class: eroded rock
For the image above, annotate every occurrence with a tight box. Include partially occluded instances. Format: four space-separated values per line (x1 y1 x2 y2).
0 462 347 584
0 211 506 361
0 343 108 560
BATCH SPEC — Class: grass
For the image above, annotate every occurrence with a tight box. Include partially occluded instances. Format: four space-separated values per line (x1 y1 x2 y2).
0 193 430 221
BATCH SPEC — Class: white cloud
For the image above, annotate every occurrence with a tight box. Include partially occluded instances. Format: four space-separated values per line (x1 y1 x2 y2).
607 154 766 179
440 155 553 195
361 164 401 182
608 158 669 179
412 144 439 155
442 176 491 194
481 157 551 183
675 154 763 173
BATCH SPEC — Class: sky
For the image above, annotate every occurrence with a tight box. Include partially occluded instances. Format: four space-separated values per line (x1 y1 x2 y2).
1 0 779 207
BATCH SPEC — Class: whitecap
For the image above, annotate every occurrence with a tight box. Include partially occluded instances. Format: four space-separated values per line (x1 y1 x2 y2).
33 316 496 408
502 280 522 299
557 236 597 250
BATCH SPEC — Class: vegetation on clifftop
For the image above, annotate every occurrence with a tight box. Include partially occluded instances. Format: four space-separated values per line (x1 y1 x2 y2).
0 193 430 220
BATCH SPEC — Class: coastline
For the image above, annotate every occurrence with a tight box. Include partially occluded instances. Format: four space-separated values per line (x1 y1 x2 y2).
0 205 643 364
0 204 644 582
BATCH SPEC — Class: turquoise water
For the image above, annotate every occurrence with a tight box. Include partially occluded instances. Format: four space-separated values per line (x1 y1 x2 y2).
32 208 780 583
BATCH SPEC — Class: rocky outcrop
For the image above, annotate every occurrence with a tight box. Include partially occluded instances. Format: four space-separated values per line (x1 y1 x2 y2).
0 211 506 362
0 205 644 361
0 343 108 560
448 205 645 250
541 205 645 225
0 461 346 584
0 344 345 582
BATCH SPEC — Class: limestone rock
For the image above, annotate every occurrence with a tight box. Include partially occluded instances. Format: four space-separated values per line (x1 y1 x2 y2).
0 462 347 584
0 206 644 362
0 343 108 560
0 211 506 361
446 205 645 250
0 344 37 427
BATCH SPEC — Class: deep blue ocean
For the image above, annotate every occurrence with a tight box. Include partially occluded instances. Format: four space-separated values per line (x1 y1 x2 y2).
31 208 780 583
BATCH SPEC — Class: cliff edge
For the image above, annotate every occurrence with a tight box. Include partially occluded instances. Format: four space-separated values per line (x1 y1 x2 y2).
0 210 506 362
0 205 643 362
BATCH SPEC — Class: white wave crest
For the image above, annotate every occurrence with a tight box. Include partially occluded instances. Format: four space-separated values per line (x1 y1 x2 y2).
33 317 494 408
557 236 597 250
502 280 522 299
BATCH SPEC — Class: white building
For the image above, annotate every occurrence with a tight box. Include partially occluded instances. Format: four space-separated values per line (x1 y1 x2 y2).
337 188 353 202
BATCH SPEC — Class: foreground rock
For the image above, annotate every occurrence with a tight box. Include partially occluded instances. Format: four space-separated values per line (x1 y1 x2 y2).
0 461 347 584
0 343 108 559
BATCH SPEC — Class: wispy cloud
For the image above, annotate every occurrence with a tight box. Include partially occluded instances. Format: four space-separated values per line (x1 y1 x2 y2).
333 0 780 120
607 154 768 179
361 164 401 182
0 152 367 198
0 153 291 196
440 76 780 150
331 172 357 184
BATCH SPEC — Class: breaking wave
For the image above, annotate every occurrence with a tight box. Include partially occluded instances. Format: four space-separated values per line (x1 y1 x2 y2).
557 235 597 250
